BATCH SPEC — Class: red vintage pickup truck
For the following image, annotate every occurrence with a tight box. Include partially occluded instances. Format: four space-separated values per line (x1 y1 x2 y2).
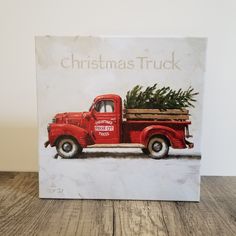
45 94 193 159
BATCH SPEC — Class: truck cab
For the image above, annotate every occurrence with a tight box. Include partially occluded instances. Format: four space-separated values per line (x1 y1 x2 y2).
88 94 122 144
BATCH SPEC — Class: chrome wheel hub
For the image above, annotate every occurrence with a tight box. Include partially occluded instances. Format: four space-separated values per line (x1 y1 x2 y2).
62 142 72 152
153 142 162 152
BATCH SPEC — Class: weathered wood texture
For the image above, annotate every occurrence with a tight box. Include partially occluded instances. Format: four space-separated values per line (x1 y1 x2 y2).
126 109 189 114
125 109 190 120
0 172 236 236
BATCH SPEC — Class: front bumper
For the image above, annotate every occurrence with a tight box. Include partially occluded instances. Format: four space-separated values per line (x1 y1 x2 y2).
185 139 194 148
44 140 50 148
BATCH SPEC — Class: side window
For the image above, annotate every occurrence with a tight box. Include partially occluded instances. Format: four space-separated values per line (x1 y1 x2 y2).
105 100 114 112
95 100 114 113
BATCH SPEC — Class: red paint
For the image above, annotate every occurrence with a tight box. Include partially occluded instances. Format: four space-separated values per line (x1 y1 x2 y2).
46 94 193 156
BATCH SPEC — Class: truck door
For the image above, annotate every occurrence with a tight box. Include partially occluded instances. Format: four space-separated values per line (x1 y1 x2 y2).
90 99 120 144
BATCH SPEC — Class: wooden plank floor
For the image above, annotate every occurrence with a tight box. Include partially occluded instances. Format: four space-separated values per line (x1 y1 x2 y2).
0 173 235 236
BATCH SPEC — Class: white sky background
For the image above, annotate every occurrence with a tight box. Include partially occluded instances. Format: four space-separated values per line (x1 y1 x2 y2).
36 37 206 156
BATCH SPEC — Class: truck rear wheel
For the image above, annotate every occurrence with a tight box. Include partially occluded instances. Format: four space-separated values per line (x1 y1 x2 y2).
147 136 169 159
56 137 82 158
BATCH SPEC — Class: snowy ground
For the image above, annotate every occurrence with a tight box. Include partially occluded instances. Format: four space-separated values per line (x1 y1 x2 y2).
39 148 201 201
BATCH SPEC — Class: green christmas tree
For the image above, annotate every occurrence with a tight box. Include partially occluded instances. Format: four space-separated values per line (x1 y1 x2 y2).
124 84 199 109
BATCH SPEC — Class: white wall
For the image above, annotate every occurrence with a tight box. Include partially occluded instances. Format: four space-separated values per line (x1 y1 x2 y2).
0 0 235 175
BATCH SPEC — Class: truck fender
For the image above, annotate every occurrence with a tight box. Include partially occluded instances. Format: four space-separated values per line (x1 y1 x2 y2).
49 124 91 148
140 125 183 148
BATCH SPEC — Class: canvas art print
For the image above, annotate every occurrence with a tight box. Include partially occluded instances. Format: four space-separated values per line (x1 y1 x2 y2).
36 36 207 201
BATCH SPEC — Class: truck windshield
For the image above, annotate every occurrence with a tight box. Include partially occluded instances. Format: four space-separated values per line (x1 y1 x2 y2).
89 102 95 111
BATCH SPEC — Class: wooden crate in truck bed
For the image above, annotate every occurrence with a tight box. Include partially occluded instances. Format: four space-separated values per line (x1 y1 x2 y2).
124 109 190 121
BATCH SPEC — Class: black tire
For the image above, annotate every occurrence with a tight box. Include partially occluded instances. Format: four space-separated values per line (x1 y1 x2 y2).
141 148 150 155
147 136 169 159
56 137 82 158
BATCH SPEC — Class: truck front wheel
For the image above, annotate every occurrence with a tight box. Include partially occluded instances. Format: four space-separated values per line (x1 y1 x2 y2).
147 136 169 159
56 137 82 158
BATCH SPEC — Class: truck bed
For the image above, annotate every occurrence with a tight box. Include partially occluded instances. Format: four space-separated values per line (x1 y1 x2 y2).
122 118 190 144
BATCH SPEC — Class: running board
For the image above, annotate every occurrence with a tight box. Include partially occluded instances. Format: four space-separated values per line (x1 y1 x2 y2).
87 143 145 148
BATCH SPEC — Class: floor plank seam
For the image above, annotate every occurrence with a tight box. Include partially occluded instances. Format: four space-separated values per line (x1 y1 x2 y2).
175 203 190 235
160 202 170 236
112 201 116 236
